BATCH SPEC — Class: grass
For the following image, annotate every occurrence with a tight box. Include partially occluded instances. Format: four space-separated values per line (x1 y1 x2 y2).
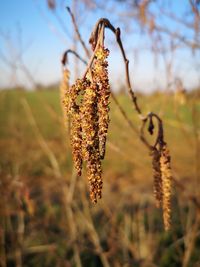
0 88 200 267
0 88 198 190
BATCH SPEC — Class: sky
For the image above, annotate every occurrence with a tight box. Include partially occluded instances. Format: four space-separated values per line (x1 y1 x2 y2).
0 0 200 92
0 0 68 88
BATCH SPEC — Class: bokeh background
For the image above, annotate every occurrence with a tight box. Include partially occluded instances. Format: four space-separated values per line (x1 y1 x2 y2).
0 1 200 266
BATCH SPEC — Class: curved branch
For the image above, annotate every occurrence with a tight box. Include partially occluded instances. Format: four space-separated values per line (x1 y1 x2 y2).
61 49 87 66
140 112 165 149
89 18 142 115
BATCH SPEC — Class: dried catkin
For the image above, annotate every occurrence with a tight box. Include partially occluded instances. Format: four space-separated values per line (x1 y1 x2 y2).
61 68 70 126
70 112 82 176
65 46 111 203
151 147 163 208
68 79 85 115
93 46 111 159
68 79 86 176
160 144 172 231
81 83 102 203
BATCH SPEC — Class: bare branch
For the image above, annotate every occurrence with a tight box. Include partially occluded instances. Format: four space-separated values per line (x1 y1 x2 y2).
67 6 90 58
61 49 87 66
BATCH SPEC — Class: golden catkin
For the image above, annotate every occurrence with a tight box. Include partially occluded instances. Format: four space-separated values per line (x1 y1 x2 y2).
81 83 102 203
60 68 70 125
93 46 111 159
65 47 111 203
70 112 82 176
151 147 163 208
68 79 85 114
68 79 87 176
160 144 172 231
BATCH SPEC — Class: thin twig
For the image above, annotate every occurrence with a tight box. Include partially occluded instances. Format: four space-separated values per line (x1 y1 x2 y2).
140 112 164 149
61 49 87 66
111 92 138 135
67 6 90 58
89 18 142 115
87 18 166 149
82 25 105 78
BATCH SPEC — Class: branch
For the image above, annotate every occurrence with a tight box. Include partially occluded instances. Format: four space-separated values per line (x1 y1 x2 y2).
154 25 200 49
61 49 87 66
89 18 143 115
111 92 139 135
67 6 90 58
67 17 166 151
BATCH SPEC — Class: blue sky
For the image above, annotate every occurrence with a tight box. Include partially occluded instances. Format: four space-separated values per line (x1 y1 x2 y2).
0 0 69 87
0 0 200 91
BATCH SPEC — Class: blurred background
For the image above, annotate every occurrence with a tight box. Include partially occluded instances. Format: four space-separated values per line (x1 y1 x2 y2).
0 0 200 266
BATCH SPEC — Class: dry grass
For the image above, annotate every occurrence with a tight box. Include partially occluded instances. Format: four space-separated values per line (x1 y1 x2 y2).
0 88 200 266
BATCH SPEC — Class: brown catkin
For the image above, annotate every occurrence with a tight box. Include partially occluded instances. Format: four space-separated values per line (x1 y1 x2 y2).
65 46 111 203
70 112 82 176
93 46 111 159
68 79 85 115
151 147 163 208
81 83 102 203
160 144 172 231
68 79 87 176
61 68 70 126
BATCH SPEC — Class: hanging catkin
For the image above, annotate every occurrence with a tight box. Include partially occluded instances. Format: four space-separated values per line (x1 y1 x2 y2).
160 144 172 231
93 46 111 159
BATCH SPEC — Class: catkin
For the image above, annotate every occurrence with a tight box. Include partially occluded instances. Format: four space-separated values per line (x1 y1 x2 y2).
61 68 70 127
68 79 85 115
65 46 111 203
68 79 86 176
160 144 172 231
93 46 110 159
70 112 82 176
151 147 163 208
81 83 102 203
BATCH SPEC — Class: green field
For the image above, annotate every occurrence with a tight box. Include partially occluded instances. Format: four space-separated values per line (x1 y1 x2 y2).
0 88 200 267
0 89 198 183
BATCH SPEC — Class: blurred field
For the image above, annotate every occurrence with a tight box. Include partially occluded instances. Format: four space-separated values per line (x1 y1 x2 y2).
0 88 200 267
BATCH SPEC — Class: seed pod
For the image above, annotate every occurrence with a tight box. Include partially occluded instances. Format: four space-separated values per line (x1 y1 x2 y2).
151 147 163 208
160 144 172 231
93 46 111 159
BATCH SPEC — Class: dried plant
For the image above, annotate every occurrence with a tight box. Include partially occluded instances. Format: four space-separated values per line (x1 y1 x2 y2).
60 67 70 125
68 78 86 177
61 12 173 229
141 113 172 230
61 28 111 202
151 147 163 208
94 46 110 159
151 143 172 230
81 81 103 203
160 144 172 230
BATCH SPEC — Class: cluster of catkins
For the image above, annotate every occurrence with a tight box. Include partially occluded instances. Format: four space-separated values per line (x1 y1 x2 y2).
151 143 172 230
62 46 110 203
